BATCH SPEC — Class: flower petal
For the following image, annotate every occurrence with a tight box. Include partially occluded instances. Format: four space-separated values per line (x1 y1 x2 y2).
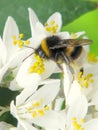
32 110 65 130
67 95 88 127
83 119 98 130
3 16 19 61
0 36 7 66
0 48 32 82
28 8 39 36
47 12 62 32
25 79 60 105
41 60 57 80
0 121 12 130
16 57 41 89
66 80 82 106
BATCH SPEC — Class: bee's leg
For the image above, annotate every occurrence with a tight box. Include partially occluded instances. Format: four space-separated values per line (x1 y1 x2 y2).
61 51 75 80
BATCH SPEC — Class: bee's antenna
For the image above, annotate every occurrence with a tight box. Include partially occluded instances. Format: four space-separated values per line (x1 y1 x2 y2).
23 45 35 62
23 45 35 51
23 52 34 62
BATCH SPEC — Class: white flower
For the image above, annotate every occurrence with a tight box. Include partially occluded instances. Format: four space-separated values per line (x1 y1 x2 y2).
0 17 32 83
76 59 98 101
9 123 37 130
10 80 65 130
0 121 12 130
65 94 98 130
63 64 81 106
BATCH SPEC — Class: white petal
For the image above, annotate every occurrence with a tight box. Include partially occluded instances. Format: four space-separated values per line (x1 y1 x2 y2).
10 101 19 120
66 80 82 106
47 12 62 32
17 120 37 130
91 90 98 106
41 60 57 80
16 57 41 89
26 79 60 105
63 64 73 102
57 32 70 39
28 8 39 36
83 119 98 130
16 82 39 106
0 48 33 82
3 16 19 61
67 95 88 126
75 31 85 38
32 111 65 130
0 36 7 65
0 121 12 130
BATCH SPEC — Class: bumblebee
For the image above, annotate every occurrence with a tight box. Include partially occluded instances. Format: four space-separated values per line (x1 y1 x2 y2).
35 35 92 74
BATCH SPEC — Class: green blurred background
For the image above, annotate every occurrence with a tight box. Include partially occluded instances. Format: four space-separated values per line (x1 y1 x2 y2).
0 0 97 54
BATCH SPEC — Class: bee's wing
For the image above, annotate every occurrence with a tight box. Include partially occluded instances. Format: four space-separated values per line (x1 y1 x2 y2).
49 39 92 49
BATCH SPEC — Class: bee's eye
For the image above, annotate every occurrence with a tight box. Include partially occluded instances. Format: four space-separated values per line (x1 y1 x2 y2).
38 50 44 57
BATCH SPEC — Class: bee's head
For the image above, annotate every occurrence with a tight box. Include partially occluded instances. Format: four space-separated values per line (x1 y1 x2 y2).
35 47 46 58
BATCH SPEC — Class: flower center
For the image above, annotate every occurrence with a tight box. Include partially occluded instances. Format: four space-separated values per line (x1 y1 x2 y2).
71 32 77 39
29 54 45 74
87 53 98 63
12 33 30 48
45 20 58 34
77 71 94 88
27 99 50 118
72 117 84 130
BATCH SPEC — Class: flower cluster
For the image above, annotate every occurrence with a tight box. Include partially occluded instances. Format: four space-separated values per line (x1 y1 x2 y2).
0 8 98 130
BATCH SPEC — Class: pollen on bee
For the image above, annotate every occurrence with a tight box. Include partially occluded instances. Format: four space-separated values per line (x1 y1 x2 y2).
29 54 45 74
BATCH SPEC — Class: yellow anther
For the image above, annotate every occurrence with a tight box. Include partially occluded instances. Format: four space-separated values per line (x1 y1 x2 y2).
12 33 30 48
71 32 77 39
50 20 55 25
24 40 30 45
27 107 32 112
29 54 45 74
81 118 85 123
45 20 58 34
72 117 84 130
32 99 42 107
88 53 98 63
44 106 50 111
19 33 24 39
32 111 37 118
72 117 77 121
38 109 45 116
77 71 94 89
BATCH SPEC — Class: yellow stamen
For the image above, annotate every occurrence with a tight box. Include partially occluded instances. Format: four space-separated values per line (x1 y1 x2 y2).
72 117 84 130
88 53 98 63
45 20 58 34
38 109 45 116
32 99 42 107
12 33 30 48
32 111 37 118
19 33 24 39
71 32 77 39
77 71 94 88
44 106 50 111
29 54 45 74
26 99 49 118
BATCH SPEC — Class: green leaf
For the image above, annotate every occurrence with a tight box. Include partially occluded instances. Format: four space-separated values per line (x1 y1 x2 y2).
0 88 19 106
62 9 98 55
0 111 17 126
